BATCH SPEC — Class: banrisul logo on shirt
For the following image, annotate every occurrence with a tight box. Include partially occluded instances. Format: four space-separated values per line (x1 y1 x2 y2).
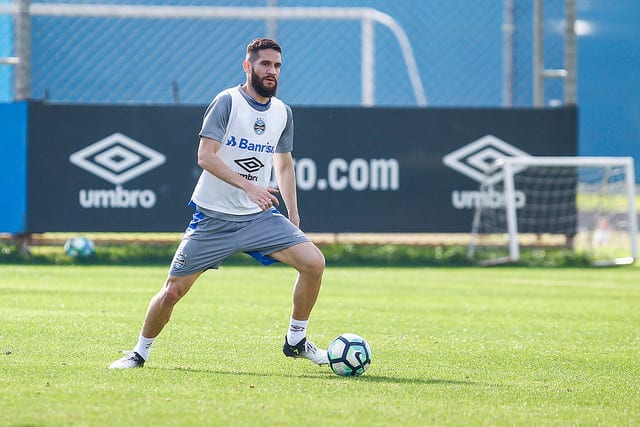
225 135 274 153
69 133 166 209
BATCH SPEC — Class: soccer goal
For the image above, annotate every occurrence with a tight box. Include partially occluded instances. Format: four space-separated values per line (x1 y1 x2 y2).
468 156 638 266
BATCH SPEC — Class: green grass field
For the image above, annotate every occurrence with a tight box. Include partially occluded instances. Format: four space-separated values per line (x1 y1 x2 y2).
1 265 639 426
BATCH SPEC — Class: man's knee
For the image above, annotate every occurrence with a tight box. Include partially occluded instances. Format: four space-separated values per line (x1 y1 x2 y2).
161 275 195 305
300 246 325 276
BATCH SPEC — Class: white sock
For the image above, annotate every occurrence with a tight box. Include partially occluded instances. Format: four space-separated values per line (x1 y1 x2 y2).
287 318 308 346
132 334 155 361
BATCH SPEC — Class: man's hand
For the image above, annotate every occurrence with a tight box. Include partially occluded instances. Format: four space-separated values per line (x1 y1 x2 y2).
245 184 280 211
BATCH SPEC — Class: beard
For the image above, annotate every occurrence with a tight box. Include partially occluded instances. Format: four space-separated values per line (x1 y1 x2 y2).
251 69 278 98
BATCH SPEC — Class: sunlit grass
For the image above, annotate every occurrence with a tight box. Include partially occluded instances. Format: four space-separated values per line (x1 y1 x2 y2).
1 265 639 426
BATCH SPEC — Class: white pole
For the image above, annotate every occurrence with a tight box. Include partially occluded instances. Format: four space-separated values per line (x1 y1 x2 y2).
361 16 374 107
15 0 30 100
266 0 278 41
503 161 520 261
533 0 543 106
502 0 514 106
624 158 638 260
564 0 577 105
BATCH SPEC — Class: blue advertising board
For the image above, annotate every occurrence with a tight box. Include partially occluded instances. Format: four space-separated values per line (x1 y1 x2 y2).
25 103 577 233
0 102 27 233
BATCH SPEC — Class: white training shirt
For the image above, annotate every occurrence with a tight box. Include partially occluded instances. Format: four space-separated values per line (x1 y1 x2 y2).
191 86 289 215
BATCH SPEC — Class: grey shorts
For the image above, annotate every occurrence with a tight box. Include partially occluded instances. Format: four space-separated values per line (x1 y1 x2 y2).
168 207 310 276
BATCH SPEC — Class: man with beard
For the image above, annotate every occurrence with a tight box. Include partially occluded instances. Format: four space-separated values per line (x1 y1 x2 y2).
109 38 328 369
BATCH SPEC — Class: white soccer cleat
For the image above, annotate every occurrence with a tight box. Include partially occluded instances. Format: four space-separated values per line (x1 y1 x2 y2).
109 351 145 369
282 337 329 365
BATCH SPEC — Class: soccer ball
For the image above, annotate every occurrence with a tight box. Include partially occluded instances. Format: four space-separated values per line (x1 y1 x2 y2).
327 333 372 377
64 237 96 258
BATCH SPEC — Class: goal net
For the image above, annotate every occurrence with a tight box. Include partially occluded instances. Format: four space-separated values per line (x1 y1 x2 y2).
468 156 638 265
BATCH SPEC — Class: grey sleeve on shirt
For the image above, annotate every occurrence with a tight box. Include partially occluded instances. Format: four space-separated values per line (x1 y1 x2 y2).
199 93 231 142
276 104 294 153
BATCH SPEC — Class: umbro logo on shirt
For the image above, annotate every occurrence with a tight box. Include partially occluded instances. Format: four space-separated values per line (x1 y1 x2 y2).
235 157 264 173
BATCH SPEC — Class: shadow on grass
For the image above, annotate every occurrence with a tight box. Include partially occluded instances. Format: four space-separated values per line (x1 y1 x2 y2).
356 375 477 386
146 366 480 386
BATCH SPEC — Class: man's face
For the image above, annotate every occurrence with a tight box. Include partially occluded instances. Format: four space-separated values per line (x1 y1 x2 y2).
249 48 281 98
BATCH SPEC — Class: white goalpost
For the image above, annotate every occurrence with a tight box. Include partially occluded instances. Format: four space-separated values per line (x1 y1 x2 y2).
0 3 428 106
468 156 638 266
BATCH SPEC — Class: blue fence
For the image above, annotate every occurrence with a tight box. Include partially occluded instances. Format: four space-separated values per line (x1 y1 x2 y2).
5 0 565 107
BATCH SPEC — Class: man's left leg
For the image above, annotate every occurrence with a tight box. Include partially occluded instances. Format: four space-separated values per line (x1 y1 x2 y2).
270 241 328 365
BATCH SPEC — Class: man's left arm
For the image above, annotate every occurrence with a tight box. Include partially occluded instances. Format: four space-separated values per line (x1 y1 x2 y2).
274 152 300 227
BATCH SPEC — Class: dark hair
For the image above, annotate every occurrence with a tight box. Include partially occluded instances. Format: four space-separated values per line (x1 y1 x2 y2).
246 38 282 62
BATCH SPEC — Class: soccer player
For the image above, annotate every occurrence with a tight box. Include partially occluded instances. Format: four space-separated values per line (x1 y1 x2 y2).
109 38 328 369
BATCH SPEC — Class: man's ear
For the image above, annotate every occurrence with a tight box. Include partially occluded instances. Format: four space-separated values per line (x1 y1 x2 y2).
243 60 251 74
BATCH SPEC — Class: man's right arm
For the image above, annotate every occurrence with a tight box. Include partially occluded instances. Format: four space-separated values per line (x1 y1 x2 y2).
197 136 279 210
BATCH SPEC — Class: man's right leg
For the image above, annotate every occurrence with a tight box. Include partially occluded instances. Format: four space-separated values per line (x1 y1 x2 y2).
109 272 202 369
141 271 202 339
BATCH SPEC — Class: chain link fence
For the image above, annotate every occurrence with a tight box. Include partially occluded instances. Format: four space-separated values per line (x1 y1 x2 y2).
0 0 574 107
